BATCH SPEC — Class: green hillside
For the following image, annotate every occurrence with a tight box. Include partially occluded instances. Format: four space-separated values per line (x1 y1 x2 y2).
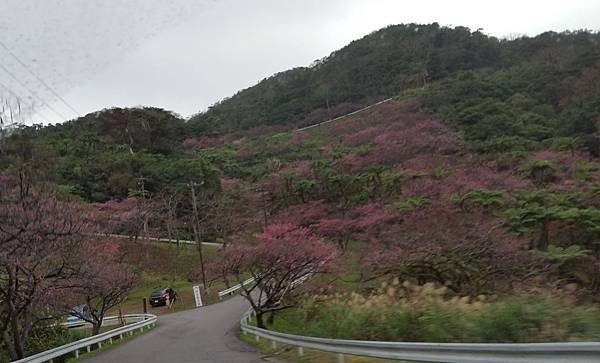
4 24 598 205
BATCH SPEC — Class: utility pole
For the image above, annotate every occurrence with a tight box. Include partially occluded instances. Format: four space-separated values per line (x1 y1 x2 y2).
137 177 149 237
188 180 207 288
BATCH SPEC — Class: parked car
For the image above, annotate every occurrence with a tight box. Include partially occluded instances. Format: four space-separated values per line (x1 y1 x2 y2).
65 304 91 327
149 287 177 307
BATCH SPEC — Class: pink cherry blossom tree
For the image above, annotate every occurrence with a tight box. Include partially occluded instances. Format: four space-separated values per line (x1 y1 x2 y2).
315 202 398 251
0 187 89 360
67 240 139 335
208 223 338 328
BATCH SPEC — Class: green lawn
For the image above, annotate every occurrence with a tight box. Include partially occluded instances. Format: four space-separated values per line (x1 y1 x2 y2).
115 241 235 315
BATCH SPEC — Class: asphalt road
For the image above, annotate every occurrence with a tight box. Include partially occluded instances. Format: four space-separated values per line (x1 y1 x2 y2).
85 295 267 363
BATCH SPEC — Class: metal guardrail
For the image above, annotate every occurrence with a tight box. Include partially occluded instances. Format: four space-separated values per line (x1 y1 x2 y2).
95 233 223 247
13 314 157 363
60 314 151 329
218 277 255 298
240 309 600 363
296 97 394 132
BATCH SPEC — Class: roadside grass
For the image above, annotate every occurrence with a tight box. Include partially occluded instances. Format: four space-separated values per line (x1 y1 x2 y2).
10 321 154 363
330 241 373 291
258 290 600 344
120 240 221 279
239 331 396 363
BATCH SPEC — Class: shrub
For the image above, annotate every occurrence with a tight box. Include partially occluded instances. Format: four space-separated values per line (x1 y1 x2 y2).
265 284 600 343
394 196 430 212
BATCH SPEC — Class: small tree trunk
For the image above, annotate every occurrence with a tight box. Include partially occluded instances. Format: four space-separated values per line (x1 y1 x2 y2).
3 330 19 360
166 218 173 247
92 322 101 335
222 273 230 288
10 313 26 359
255 312 266 329
222 234 228 249
536 221 550 250
15 338 25 360
267 311 276 326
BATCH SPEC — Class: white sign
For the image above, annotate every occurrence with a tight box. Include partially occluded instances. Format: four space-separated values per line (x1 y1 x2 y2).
193 285 203 307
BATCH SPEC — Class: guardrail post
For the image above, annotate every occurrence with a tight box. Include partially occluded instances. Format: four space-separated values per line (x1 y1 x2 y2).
255 334 260 342
271 340 277 349
298 346 304 356
119 333 123 339
74 349 79 359
98 341 102 349
86 345 91 353
109 337 113 344
337 353 345 363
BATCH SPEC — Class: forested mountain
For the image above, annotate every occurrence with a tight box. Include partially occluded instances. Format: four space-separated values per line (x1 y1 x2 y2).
189 23 503 132
188 23 600 140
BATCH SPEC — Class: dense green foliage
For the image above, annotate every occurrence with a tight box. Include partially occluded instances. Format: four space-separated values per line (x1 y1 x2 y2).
264 295 600 343
423 44 600 154
0 107 221 202
0 323 90 363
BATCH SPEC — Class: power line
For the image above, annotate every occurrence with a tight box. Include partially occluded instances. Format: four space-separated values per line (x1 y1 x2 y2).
0 78 53 124
0 40 81 117
0 62 69 121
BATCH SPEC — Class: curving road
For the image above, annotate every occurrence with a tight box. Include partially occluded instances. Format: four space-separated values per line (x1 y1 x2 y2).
86 296 269 363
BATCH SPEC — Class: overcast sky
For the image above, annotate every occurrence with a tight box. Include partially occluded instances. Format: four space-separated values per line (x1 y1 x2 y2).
1 0 599 124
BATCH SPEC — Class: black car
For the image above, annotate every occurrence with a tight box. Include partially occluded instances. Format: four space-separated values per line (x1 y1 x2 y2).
149 287 177 307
